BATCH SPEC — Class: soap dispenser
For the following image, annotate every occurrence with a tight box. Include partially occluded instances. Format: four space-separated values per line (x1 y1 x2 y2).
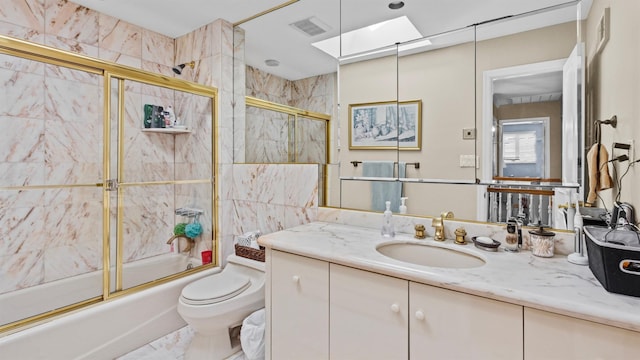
381 201 395 238
399 197 408 214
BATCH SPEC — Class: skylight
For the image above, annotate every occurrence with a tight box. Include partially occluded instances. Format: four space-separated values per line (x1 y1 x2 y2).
311 16 423 59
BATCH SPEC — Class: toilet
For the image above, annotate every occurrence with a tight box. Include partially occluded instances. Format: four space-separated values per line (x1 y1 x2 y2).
178 254 265 360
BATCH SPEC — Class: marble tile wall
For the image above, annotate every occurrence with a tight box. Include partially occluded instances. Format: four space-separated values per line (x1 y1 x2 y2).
244 65 334 168
245 106 289 163
0 0 179 294
231 164 319 248
235 65 333 262
0 0 326 296
176 19 237 263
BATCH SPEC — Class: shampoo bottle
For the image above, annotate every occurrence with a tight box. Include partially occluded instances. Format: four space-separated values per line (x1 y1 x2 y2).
399 197 408 214
381 201 395 238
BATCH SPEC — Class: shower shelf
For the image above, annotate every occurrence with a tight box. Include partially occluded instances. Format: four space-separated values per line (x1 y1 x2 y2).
175 207 204 217
142 128 191 134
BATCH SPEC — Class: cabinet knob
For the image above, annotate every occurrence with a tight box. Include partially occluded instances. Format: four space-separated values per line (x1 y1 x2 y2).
292 275 300 283
415 310 425 320
390 303 400 313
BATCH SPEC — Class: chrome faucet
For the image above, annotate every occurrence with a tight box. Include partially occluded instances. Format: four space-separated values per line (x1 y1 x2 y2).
433 211 454 241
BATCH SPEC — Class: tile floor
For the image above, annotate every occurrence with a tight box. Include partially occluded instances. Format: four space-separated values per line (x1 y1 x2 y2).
116 326 246 360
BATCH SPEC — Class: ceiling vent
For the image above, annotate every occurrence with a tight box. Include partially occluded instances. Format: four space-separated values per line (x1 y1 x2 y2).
289 16 331 37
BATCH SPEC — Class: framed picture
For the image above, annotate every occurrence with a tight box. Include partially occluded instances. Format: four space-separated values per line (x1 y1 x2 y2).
348 100 422 150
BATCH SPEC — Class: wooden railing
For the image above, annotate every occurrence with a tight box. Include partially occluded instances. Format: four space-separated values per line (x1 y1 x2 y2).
486 185 555 226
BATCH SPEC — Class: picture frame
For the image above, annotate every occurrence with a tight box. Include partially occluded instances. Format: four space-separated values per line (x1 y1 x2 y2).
348 100 422 150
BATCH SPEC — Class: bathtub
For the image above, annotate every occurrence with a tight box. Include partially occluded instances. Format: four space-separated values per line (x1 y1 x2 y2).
0 254 220 359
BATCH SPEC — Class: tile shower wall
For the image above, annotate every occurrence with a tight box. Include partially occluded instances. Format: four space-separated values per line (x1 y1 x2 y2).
245 65 335 164
0 0 178 294
244 66 335 210
1 0 324 296
0 56 104 293
175 19 236 263
177 23 323 262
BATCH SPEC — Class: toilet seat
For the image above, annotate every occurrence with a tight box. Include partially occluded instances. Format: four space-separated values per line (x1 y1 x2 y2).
180 272 251 305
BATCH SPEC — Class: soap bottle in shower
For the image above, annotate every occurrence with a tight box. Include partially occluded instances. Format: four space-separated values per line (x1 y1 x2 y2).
381 201 395 238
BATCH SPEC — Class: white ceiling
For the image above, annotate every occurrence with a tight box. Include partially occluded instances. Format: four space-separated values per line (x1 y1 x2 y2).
71 0 591 86
494 71 564 106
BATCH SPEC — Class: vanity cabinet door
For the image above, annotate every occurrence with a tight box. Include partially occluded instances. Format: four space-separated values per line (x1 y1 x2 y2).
330 264 409 360
270 250 329 360
410 282 523 360
524 307 640 359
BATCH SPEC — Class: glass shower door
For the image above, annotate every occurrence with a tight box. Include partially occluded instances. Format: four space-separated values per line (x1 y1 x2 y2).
0 56 105 328
113 77 215 293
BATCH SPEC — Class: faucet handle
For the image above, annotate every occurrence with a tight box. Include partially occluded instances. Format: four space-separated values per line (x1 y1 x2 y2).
414 224 426 239
454 227 467 245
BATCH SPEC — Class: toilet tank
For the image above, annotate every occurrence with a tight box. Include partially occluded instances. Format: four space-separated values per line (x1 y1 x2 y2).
227 254 266 272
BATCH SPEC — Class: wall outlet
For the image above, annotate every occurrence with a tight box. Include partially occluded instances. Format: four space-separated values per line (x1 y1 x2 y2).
462 128 475 140
613 140 635 162
459 155 479 168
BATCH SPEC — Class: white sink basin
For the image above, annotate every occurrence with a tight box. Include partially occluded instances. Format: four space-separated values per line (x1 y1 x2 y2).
376 242 486 268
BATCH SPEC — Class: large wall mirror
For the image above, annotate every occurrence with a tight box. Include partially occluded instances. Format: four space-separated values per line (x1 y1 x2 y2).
233 0 589 228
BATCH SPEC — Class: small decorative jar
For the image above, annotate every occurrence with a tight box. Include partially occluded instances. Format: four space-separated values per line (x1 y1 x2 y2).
529 225 555 257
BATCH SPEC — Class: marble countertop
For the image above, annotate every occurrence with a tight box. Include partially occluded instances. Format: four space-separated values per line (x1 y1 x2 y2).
258 221 640 332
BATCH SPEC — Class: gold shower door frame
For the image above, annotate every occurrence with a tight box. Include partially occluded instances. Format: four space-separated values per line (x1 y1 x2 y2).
0 35 218 333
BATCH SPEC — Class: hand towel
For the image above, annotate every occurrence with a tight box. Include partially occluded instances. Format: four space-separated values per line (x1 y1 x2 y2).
363 161 401 212
586 143 613 204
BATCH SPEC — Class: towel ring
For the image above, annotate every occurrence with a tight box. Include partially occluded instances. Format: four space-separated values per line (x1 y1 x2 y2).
594 115 617 145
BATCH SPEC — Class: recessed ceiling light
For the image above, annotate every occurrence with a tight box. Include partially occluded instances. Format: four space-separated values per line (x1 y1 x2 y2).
388 1 405 10
265 59 280 67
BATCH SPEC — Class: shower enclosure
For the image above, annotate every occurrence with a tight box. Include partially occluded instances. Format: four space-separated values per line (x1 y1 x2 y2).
0 35 217 332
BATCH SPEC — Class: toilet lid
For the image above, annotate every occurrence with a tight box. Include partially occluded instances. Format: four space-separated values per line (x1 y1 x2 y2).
181 272 251 305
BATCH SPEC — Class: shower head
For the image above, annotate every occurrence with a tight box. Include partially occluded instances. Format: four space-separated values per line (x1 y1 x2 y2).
172 61 195 75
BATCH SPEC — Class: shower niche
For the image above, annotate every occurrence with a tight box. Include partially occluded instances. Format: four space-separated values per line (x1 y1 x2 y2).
0 35 217 332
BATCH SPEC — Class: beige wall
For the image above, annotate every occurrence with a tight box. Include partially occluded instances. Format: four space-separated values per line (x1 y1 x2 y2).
496 101 563 179
336 21 576 219
585 0 640 211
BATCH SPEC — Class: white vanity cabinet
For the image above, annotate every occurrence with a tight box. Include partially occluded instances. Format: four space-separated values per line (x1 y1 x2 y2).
269 250 329 360
268 250 523 359
410 282 523 359
524 307 640 359
329 264 408 359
